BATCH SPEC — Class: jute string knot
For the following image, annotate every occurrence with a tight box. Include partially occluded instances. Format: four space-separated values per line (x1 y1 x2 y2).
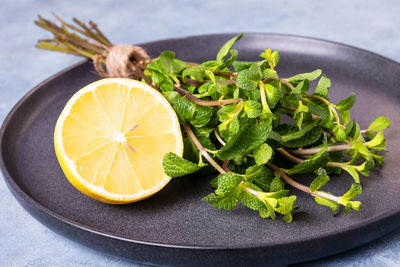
93 44 151 79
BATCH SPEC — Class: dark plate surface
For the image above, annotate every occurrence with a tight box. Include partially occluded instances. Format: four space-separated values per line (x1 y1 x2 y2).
1 33 400 266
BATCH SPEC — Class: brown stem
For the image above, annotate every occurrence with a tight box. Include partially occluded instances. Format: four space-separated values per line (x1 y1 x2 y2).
268 163 341 203
222 160 231 172
174 85 242 106
183 124 226 174
214 128 226 146
264 77 295 91
276 148 304 164
289 144 352 156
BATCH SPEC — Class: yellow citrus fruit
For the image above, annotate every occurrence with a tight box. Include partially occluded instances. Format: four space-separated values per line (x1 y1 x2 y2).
54 78 183 204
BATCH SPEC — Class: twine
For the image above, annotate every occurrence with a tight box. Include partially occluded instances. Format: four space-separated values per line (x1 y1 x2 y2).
92 44 151 79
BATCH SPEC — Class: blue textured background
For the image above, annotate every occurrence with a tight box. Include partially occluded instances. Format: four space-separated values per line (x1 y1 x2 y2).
1 1 400 266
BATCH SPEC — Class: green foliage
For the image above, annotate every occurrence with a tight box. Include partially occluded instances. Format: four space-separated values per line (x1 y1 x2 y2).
236 63 263 90
152 34 390 222
284 148 329 175
288 69 322 82
315 74 331 97
162 152 202 177
253 143 274 166
310 168 330 192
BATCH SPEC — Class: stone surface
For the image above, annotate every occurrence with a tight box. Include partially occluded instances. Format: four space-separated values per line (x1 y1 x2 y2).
1 0 400 266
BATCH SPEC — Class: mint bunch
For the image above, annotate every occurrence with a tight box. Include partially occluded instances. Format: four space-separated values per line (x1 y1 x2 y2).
146 34 391 222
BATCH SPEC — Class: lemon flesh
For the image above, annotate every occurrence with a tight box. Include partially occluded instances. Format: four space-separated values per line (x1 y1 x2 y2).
54 78 183 204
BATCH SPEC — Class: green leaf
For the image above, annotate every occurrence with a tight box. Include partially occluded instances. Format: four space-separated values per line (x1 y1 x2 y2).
215 173 243 196
335 93 356 111
244 165 263 181
333 125 346 142
236 63 262 90
288 69 322 82
310 168 330 192
216 33 243 62
367 116 390 133
192 105 214 127
341 183 362 202
315 74 331 97
232 61 252 72
238 182 266 211
291 80 310 98
197 82 217 97
217 120 271 160
252 167 275 191
339 109 351 126
172 96 195 123
171 96 214 127
340 164 360 183
162 152 201 177
275 196 296 223
270 175 285 192
284 148 329 175
215 49 238 71
243 100 262 118
281 122 323 148
202 172 243 210
202 193 238 210
159 51 188 76
253 143 274 166
314 195 340 215
264 83 284 109
182 65 206 83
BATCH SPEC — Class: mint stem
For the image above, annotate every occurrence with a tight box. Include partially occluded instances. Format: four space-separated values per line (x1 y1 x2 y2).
174 85 242 106
183 123 226 174
289 144 352 156
267 162 341 203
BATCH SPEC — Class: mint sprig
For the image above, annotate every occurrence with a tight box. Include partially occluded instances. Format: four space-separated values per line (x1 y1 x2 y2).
157 34 389 222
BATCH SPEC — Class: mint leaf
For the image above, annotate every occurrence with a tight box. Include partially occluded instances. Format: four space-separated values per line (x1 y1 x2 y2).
264 82 284 109
238 182 266 210
275 196 297 223
215 173 243 195
314 195 340 215
281 122 323 148
367 116 390 136
236 63 262 90
310 168 330 192
159 51 188 76
244 165 263 181
171 96 214 127
288 69 322 82
365 131 387 150
284 148 329 175
162 152 201 177
182 66 206 83
315 74 331 97
270 175 285 192
202 193 239 210
335 93 356 111
253 143 273 166
243 100 262 118
202 172 243 210
341 183 362 202
216 33 243 62
217 121 271 160
252 167 275 191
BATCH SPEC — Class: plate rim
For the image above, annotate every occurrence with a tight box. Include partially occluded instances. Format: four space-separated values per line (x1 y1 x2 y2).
1 32 400 252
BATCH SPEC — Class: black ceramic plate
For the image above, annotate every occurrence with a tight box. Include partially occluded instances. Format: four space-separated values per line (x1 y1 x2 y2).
1 34 400 266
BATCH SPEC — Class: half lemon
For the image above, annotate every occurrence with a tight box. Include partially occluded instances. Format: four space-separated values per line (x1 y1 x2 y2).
54 78 183 204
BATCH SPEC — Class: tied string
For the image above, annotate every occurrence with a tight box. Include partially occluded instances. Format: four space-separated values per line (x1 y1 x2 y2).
92 44 151 79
